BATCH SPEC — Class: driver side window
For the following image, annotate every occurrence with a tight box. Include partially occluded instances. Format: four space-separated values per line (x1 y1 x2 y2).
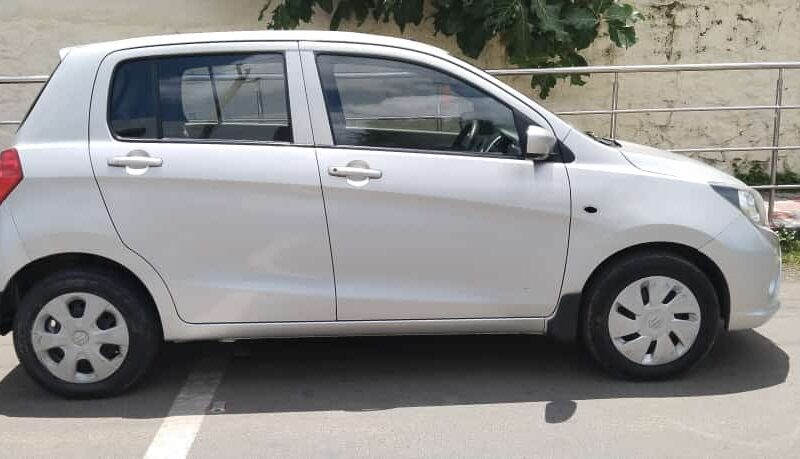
316 54 520 156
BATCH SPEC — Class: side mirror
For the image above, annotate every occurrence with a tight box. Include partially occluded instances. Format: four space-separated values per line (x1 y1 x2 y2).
525 125 557 160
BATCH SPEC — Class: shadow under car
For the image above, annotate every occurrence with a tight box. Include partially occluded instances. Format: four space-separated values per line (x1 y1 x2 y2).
0 330 788 423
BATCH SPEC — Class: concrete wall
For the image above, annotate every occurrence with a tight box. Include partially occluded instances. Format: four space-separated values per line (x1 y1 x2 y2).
2 0 798 173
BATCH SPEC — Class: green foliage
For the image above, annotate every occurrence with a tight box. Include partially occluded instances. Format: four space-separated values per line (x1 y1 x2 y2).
736 161 800 263
776 226 800 256
260 0 643 97
732 160 800 187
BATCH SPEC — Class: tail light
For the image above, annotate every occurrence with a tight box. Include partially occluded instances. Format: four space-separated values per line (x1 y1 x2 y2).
0 148 23 205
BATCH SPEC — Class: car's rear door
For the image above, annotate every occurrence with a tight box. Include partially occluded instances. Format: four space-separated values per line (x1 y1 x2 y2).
88 42 336 324
301 42 571 321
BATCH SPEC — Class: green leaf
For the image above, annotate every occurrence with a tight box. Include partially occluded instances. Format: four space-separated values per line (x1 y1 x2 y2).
564 7 597 31
456 25 493 58
432 1 465 35
562 53 589 85
502 5 531 63
318 0 333 14
590 0 612 14
488 0 523 31
531 74 558 99
328 0 371 29
352 0 370 24
329 1 351 30
372 0 389 21
435 12 463 35
530 0 568 40
606 3 639 25
608 24 637 48
395 0 424 31
605 3 641 48
572 29 598 50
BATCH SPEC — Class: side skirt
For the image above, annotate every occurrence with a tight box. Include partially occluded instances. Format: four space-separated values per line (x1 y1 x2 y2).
166 317 547 342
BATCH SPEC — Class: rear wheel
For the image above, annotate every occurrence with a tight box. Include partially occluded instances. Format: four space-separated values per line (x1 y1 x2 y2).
13 269 161 398
582 252 721 380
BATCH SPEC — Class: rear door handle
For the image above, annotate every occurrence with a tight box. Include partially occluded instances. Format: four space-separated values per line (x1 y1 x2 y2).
108 151 163 169
328 166 382 179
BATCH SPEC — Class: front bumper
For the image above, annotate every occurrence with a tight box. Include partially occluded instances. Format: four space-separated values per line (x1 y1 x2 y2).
700 216 781 330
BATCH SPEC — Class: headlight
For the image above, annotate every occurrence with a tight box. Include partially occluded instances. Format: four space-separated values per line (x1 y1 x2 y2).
711 185 768 226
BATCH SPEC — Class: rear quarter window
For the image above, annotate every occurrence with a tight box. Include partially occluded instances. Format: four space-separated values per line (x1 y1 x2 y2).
109 60 158 138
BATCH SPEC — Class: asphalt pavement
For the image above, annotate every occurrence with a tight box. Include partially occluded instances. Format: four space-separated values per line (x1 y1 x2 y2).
0 282 798 458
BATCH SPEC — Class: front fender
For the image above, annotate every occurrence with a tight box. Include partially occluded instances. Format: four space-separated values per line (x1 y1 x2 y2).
559 151 741 312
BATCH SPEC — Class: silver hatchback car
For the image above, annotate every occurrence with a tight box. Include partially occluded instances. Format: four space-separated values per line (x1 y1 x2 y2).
0 31 781 398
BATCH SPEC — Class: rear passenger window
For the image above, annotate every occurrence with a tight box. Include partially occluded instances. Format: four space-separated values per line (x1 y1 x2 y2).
109 53 292 143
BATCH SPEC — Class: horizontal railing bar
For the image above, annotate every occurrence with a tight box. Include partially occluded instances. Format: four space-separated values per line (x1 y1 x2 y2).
752 184 800 190
670 145 800 153
556 104 800 116
0 121 21 126
5 62 800 82
4 62 800 82
0 76 48 84
487 62 800 76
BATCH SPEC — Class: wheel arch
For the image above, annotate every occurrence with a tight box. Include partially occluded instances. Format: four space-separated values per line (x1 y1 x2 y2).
1 253 164 336
547 242 730 342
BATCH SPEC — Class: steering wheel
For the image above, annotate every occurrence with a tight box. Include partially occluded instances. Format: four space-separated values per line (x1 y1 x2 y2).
452 119 480 151
484 135 505 153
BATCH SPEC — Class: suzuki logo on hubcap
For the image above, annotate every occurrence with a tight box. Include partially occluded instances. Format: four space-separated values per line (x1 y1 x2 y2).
648 316 664 330
72 331 90 346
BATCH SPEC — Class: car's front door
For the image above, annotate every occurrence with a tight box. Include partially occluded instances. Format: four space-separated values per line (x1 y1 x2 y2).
89 43 335 324
302 43 571 321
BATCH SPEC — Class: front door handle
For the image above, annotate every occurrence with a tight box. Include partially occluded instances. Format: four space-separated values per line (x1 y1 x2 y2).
108 150 163 169
328 166 382 179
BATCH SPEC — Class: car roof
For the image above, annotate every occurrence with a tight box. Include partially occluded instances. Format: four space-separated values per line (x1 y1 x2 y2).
59 30 450 60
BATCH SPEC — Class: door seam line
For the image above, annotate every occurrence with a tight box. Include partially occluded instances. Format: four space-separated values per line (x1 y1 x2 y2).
313 149 338 321
298 45 339 320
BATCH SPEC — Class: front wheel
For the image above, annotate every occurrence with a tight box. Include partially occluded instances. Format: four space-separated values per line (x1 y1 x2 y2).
13 269 161 398
582 252 722 380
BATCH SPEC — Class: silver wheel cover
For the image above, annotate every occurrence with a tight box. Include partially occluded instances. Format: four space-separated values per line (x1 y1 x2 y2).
608 276 702 366
31 293 130 383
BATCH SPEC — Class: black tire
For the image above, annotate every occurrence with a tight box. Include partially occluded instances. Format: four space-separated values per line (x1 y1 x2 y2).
13 269 161 398
582 251 721 380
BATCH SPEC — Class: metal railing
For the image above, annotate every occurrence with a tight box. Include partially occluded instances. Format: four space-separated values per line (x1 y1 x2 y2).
0 75 48 126
3 62 800 220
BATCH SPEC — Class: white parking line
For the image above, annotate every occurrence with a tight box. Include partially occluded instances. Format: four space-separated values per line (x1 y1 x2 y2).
143 350 231 459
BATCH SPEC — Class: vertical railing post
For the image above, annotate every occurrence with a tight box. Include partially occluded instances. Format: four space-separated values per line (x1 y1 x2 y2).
768 68 784 224
610 72 620 139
